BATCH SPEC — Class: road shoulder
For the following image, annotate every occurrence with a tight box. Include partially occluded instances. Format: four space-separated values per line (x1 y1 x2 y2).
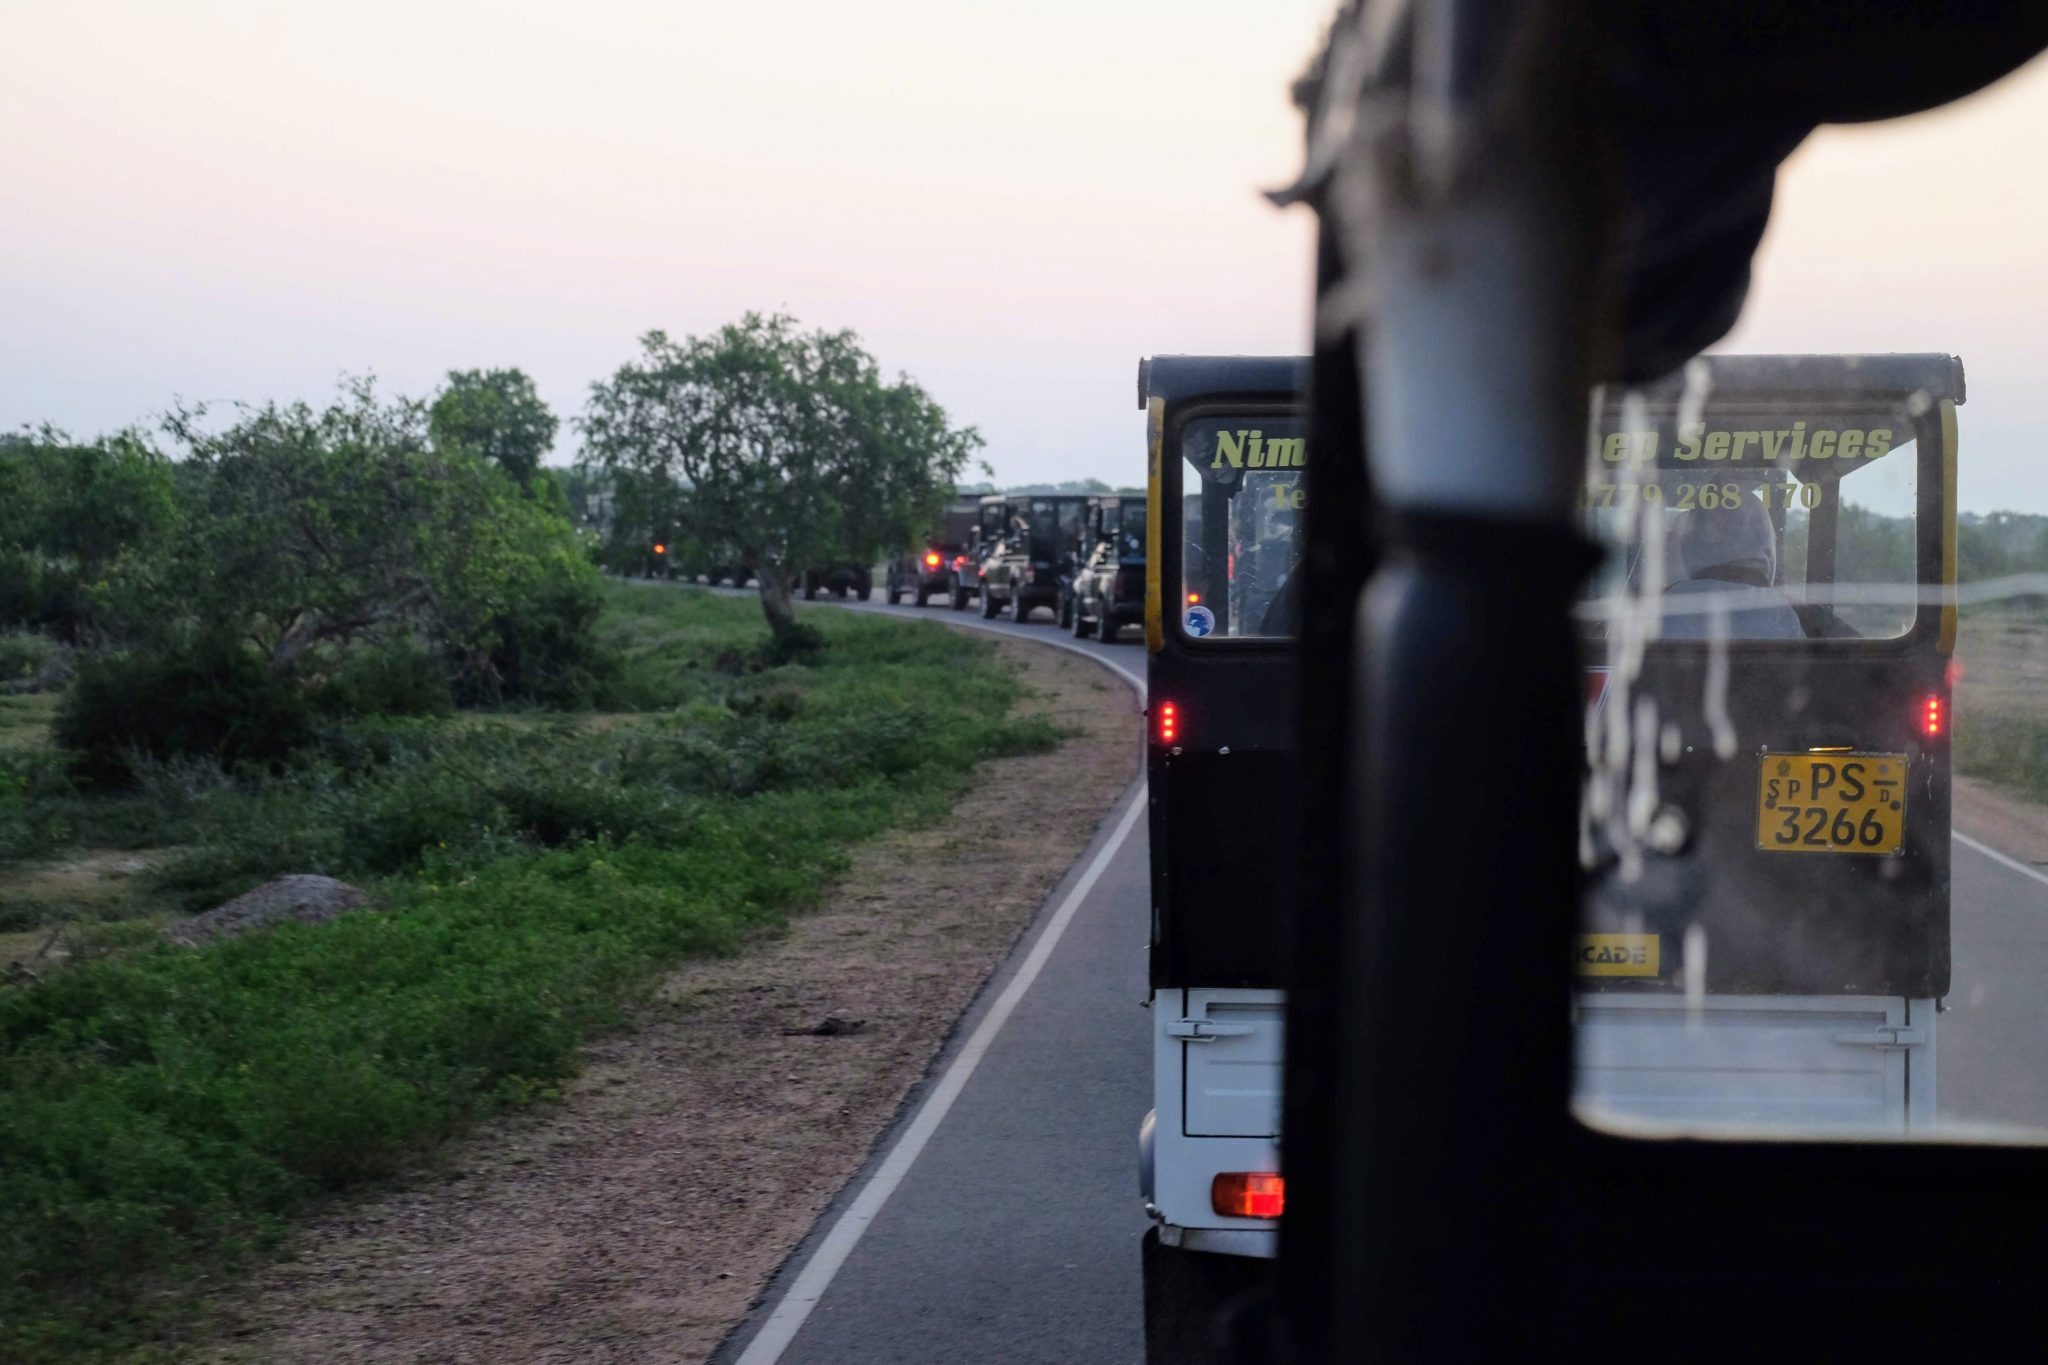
1957 775 2048 869
203 634 1139 1364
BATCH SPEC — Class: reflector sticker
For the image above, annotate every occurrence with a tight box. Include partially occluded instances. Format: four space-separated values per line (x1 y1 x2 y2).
1574 933 1660 977
1184 604 1215 637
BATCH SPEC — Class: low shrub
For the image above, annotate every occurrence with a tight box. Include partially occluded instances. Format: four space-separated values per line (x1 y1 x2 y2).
314 638 452 719
53 637 313 789
472 553 615 707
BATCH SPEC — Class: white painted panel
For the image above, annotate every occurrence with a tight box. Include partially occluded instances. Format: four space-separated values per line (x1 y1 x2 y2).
1574 994 1932 1135
1182 989 1285 1137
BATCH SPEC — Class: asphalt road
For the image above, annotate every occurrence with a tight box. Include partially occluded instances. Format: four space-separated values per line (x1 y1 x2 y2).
1937 836 2048 1133
690 583 2048 1363
710 589 1154 1365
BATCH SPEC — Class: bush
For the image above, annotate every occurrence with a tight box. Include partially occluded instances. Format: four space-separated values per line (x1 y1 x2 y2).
0 632 72 695
459 551 613 708
53 637 313 788
314 638 452 719
0 433 178 643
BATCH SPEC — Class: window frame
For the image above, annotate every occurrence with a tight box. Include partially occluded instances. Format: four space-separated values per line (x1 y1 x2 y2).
1163 399 1311 649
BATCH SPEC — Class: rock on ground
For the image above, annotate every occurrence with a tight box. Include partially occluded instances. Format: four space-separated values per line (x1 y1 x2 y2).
167 874 371 946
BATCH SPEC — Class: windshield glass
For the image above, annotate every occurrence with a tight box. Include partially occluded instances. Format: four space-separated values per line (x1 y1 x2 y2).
1019 498 1085 552
1117 516 1146 558
1582 402 1922 642
1178 413 1306 639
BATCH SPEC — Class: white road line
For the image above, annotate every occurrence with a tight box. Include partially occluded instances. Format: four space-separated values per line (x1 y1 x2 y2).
1955 831 2048 893
840 595 1148 695
942 617 1146 695
733 786 1149 1365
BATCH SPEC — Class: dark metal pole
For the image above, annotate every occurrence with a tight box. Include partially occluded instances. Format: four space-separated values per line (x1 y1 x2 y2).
1295 2 1605 1357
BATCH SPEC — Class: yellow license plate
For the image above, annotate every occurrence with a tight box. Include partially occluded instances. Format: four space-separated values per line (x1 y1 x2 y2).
1757 753 1907 856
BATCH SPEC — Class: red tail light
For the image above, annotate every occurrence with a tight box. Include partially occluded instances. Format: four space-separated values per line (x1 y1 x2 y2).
1158 702 1178 744
1924 694 1943 737
1212 1172 1284 1219
925 552 941 567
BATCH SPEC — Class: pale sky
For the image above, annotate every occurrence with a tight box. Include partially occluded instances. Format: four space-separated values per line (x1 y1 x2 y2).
1728 54 2048 515
3 3 2045 512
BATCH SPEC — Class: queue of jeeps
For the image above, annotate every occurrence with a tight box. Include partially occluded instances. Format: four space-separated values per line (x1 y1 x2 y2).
872 490 1147 642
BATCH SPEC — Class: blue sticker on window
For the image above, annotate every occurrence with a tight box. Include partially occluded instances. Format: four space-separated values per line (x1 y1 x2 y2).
1184 604 1216 637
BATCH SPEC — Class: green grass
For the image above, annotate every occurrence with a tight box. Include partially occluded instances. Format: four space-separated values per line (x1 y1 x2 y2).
0 691 58 745
0 583 1060 1361
1954 709 2048 804
1953 601 2048 804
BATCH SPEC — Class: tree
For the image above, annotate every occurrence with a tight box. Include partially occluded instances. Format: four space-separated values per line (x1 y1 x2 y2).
428 368 558 488
580 313 982 644
142 378 604 698
0 427 178 641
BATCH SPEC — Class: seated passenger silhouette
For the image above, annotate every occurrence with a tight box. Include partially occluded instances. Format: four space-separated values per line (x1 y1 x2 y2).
1661 491 1805 640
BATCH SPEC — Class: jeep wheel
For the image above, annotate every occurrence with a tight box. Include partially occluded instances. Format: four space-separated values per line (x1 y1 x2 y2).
1008 591 1029 623
951 586 970 611
1073 606 1096 639
1142 1229 1269 1365
1100 619 1120 644
980 589 999 619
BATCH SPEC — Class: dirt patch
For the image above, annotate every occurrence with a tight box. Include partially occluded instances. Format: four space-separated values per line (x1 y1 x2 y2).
0 847 174 964
203 633 1140 1364
0 847 164 908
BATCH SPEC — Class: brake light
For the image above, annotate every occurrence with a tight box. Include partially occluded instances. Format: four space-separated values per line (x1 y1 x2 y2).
1212 1172 1284 1219
1187 592 1200 605
953 555 968 567
653 543 666 555
1158 702 1177 744
1925 694 1943 738
925 552 941 567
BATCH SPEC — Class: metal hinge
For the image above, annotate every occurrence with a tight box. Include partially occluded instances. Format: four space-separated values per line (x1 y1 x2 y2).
1166 1018 1255 1042
1834 1027 1929 1049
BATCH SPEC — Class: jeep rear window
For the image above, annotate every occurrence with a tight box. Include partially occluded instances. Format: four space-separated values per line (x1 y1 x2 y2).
1178 413 1306 639
1581 402 1921 642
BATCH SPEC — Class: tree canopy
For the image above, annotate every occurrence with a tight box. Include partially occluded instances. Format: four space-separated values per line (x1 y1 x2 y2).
580 313 981 641
429 368 559 488
0 427 179 642
136 380 605 700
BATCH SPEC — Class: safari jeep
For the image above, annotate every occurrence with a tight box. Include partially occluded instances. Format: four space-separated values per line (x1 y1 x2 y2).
1134 350 1964 1363
977 494 1088 623
885 496 981 606
1067 492 1146 643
